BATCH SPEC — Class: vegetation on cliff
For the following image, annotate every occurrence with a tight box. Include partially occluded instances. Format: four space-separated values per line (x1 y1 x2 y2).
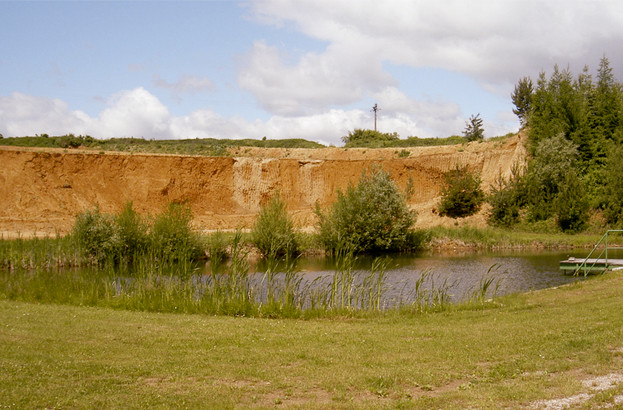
0 134 324 155
437 165 485 218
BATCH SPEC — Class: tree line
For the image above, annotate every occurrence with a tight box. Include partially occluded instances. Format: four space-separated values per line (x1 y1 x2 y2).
491 56 623 231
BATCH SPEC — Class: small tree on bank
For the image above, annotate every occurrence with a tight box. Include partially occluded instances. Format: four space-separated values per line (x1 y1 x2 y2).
487 164 525 227
437 166 485 218
316 168 418 254
252 192 299 258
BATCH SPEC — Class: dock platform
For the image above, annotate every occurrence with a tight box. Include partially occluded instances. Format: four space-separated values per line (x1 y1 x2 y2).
559 257 623 274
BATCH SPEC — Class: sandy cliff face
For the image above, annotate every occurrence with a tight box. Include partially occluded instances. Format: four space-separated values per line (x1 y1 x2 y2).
0 134 526 237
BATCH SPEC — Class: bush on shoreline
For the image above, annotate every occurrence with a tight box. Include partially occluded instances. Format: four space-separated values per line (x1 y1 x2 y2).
251 192 299 258
72 202 202 265
316 168 421 254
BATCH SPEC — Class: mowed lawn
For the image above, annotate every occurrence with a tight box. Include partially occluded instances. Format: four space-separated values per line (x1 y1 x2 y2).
2 272 623 409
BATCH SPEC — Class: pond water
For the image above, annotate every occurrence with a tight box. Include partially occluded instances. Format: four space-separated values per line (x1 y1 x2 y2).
203 248 606 303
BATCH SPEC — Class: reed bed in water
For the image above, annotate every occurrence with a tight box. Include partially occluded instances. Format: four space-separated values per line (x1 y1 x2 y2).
0 234 500 318
0 234 86 270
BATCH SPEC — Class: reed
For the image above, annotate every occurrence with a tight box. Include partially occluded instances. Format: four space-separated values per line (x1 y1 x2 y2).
0 235 84 270
468 265 503 304
0 235 500 318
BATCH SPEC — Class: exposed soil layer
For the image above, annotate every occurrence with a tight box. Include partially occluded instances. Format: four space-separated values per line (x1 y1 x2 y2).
0 133 527 238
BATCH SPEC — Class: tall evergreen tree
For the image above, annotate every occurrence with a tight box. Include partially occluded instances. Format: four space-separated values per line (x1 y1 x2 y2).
595 56 621 140
511 76 533 126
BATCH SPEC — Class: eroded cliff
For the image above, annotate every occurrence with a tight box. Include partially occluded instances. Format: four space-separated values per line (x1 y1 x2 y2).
0 133 527 237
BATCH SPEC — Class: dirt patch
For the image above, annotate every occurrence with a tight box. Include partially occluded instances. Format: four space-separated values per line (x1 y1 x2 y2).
531 372 623 409
0 134 527 237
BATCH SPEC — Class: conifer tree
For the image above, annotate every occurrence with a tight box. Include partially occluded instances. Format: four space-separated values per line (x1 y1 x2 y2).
511 76 533 126
463 114 484 141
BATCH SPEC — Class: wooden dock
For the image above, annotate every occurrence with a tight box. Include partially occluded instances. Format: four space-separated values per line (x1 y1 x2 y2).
560 257 623 274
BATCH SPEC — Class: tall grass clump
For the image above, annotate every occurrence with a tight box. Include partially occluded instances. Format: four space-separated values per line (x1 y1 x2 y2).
0 235 82 270
252 192 299 258
206 231 229 265
316 168 420 254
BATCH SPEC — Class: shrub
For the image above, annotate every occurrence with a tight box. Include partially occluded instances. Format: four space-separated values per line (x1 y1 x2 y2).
252 193 298 258
72 202 203 265
487 165 524 227
316 168 417 254
72 207 121 263
206 231 229 264
437 166 485 218
150 202 201 262
341 129 400 148
115 202 149 260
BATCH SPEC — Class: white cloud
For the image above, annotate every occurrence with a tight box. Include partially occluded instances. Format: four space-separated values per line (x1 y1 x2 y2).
247 0 623 85
233 0 622 138
90 88 172 138
238 40 393 116
0 88 172 139
372 86 464 137
240 0 623 136
0 92 89 136
0 87 516 145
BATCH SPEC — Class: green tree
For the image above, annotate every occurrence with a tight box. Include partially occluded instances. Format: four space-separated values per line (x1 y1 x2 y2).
252 192 298 258
524 133 581 222
555 170 589 232
528 66 583 150
463 114 484 142
316 168 417 254
511 76 533 126
437 165 485 218
600 144 623 226
487 164 525 227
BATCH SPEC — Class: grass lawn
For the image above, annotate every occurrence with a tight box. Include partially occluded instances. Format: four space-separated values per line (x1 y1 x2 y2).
2 272 623 408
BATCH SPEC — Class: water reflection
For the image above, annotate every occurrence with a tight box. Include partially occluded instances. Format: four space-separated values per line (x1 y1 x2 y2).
202 249 596 302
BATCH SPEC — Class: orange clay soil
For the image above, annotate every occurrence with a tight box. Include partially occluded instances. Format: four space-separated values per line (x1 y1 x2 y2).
0 133 527 238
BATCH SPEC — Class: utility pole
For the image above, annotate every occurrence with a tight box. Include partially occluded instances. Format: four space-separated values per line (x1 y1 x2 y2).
371 103 381 131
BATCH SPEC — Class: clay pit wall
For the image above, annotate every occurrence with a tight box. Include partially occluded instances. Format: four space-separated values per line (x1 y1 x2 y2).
0 134 527 238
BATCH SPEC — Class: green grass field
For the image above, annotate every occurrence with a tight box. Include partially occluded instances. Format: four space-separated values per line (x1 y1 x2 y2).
2 271 623 408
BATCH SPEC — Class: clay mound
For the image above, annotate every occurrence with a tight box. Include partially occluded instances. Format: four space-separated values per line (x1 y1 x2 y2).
0 133 527 238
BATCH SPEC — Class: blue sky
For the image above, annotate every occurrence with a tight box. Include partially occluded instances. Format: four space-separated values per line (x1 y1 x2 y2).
2 0 623 146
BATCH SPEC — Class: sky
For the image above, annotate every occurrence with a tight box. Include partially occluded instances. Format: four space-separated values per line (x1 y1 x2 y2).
2 1 623 146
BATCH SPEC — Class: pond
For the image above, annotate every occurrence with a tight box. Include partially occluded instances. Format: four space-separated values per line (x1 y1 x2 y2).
2 248 605 314
204 248 601 303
